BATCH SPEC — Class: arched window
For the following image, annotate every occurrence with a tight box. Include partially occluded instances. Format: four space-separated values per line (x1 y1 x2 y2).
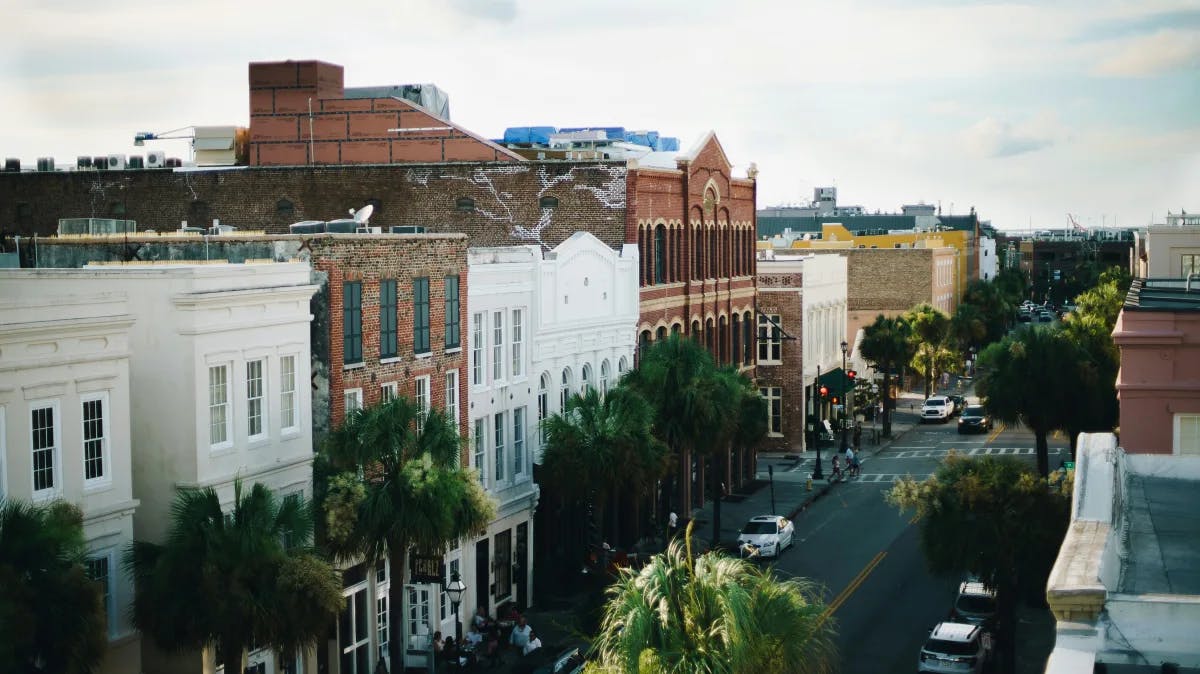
538 372 551 442
654 225 667 284
539 195 559 209
560 368 573 410
672 323 683 335
618 356 629 375
581 363 593 393
691 320 702 343
456 197 475 212
693 227 704 280
656 326 667 341
708 228 717 279
600 360 611 396
719 315 728 365
275 198 294 219
639 329 652 355
638 227 648 285
732 313 741 366
743 310 753 365
705 318 715 353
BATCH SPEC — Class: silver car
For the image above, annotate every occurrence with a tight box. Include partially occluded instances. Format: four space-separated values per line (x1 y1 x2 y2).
737 515 794 559
918 622 991 674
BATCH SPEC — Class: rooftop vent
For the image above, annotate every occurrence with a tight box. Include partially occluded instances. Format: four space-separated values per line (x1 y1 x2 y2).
58 218 137 236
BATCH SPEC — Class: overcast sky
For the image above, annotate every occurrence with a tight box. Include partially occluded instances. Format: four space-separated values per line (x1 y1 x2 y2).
4 0 1197 229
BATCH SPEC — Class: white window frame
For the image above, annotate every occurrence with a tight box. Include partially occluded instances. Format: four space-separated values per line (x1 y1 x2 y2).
492 310 505 383
758 314 782 364
600 360 611 396
618 356 628 375
86 549 116 639
30 399 61 500
81 392 111 490
344 388 363 417
246 358 267 442
511 308 524 379
472 312 485 387
581 363 593 394
494 411 506 484
560 368 573 411
473 417 487 487
537 373 550 445
280 354 299 434
381 381 399 403
415 376 431 429
376 558 390 663
760 387 783 437
513 407 526 478
1174 413 1200 456
445 371 460 433
208 364 232 450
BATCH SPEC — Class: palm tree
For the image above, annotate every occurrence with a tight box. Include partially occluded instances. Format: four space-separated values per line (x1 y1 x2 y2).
975 326 1077 476
541 385 668 551
126 482 343 674
859 314 913 438
0 499 106 674
321 396 496 667
588 524 838 674
705 368 767 547
624 335 726 518
903 303 951 398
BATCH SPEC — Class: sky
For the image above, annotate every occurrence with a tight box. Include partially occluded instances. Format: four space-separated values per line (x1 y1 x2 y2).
3 0 1198 230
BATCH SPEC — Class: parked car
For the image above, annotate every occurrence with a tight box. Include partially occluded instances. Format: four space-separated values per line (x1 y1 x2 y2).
737 515 794 559
948 395 967 416
957 405 993 434
951 582 998 628
922 396 954 422
918 622 992 674
1039 310 1055 322
1017 311 1032 323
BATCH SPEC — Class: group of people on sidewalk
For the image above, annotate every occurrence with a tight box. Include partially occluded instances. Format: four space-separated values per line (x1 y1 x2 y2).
430 606 542 670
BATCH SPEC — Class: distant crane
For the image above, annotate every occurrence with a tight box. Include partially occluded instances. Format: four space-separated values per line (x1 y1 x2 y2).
1067 213 1085 232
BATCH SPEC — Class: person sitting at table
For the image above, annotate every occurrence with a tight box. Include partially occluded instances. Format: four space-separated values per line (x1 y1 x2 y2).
473 605 492 631
522 630 543 656
485 623 502 667
432 631 444 654
509 615 533 652
442 636 468 668
465 626 484 648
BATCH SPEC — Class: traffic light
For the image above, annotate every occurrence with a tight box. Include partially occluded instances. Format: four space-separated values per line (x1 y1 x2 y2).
819 385 829 399
831 396 840 405
847 369 857 383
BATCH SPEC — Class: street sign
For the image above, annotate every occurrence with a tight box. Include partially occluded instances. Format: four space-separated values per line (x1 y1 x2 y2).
832 404 843 411
1064 461 1076 470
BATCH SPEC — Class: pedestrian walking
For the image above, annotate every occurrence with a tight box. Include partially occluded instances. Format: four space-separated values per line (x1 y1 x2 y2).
853 422 862 452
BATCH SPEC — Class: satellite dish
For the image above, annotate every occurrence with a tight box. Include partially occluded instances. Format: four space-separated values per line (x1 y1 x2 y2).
352 204 374 225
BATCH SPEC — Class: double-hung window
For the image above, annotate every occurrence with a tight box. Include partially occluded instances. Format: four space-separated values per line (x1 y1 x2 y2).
82 394 108 487
492 311 504 381
246 359 266 440
445 371 459 433
444 276 461 349
415 376 430 429
280 355 298 432
473 418 487 486
493 412 505 483
760 387 783 436
208 365 231 447
413 277 430 355
85 553 114 638
511 309 523 378
343 281 362 364
1183 254 1200 278
471 313 485 386
381 381 398 403
758 314 782 363
513 407 525 477
380 279 398 359
1176 414 1200 456
31 401 59 496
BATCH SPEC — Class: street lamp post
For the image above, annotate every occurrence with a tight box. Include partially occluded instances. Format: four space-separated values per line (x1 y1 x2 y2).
445 572 467 642
840 341 849 453
812 365 825 480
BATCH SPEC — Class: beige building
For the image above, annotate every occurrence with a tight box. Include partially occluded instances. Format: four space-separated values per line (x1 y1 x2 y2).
0 280 141 674
1139 211 1200 278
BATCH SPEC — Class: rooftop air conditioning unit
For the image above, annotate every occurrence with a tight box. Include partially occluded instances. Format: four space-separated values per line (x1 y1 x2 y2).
4 158 20 172
165 157 182 168
77 156 94 169
93 156 109 170
289 221 327 234
355 226 382 234
37 157 56 172
390 226 427 234
127 155 144 169
208 224 237 236
105 154 127 170
146 151 166 168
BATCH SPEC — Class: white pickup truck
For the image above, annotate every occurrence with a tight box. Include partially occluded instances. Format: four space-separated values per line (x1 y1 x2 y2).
922 396 954 422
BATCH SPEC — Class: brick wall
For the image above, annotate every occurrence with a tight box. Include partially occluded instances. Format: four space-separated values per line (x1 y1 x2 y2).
0 162 628 250
247 60 518 166
756 273 805 453
803 247 937 343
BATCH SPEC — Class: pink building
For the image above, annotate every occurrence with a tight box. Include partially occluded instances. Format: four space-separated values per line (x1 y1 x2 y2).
1112 278 1200 454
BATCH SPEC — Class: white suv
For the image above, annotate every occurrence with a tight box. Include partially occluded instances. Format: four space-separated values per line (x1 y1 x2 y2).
922 396 953 422
918 622 991 673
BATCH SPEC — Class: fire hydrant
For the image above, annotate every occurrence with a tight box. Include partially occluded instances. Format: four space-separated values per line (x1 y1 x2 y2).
806 477 813 491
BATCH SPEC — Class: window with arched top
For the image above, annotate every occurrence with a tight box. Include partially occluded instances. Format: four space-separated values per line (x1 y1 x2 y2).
600 360 611 396
560 368 574 410
538 372 551 442
639 330 651 355
656 326 667 341
539 195 559 209
276 198 294 219
456 197 475 212
581 363 593 393
743 310 754 365
618 356 629 375
691 320 702 343
654 224 667 284
732 314 741 367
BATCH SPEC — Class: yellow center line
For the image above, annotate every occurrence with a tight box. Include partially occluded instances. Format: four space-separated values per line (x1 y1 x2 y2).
823 551 887 618
985 421 1006 445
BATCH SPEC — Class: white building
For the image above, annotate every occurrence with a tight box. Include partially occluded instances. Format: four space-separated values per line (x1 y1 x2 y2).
979 234 997 281
1141 211 1200 279
1 263 320 674
0 281 141 674
456 232 637 635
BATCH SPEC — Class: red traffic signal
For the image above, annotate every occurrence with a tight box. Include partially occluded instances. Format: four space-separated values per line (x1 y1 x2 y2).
819 385 829 399
831 396 840 405
847 369 857 381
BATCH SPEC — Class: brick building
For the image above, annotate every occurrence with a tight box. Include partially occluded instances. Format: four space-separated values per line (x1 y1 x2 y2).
247 60 521 166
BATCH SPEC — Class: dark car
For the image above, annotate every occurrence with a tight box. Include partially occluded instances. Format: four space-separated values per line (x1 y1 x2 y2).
957 405 993 434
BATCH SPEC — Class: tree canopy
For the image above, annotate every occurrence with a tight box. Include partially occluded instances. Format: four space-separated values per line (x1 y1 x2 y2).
587 525 838 674
859 314 913 437
1 499 106 674
903 303 951 398
126 482 343 674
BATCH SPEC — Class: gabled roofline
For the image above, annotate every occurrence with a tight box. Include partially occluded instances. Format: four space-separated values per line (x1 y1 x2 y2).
397 95 526 162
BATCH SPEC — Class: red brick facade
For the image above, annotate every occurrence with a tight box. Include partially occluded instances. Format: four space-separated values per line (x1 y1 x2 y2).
755 269 806 453
248 60 521 166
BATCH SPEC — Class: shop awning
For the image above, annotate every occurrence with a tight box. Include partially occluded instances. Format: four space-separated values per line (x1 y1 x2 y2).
817 367 857 392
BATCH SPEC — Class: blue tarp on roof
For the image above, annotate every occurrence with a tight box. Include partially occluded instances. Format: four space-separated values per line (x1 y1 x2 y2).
559 127 626 139
501 126 680 151
502 126 556 145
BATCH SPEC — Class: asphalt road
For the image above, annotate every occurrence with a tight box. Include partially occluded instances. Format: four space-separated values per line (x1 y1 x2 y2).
760 407 1070 674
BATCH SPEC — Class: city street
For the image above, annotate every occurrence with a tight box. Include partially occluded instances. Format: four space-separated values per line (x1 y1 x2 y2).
750 400 1069 673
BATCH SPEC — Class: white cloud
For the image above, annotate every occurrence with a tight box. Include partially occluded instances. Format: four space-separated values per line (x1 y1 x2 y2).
1093 29 1200 76
960 116 1057 159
